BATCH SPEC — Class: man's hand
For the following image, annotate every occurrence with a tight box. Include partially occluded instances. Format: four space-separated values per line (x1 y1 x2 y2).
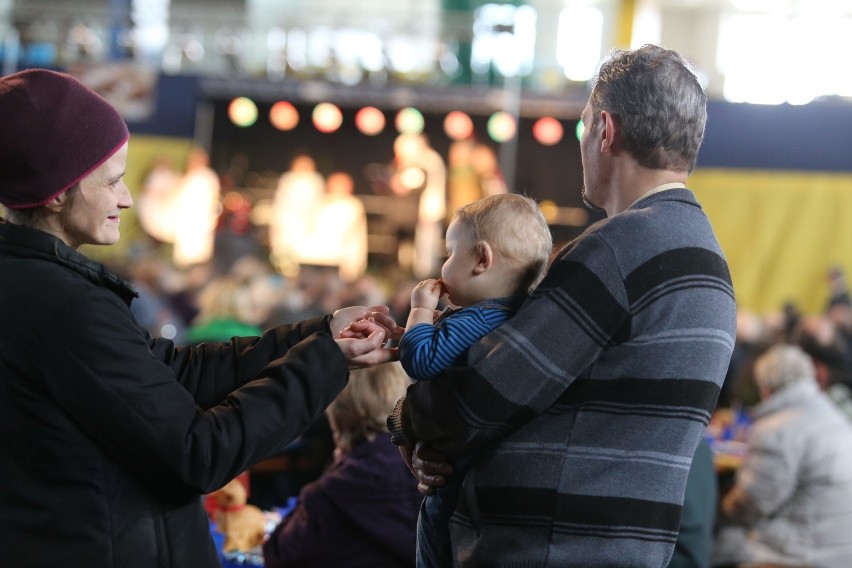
400 441 454 496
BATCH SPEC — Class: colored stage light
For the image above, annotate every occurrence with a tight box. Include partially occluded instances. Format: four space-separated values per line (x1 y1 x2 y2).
312 102 343 133
228 97 258 127
487 111 516 142
533 117 564 146
395 107 424 134
444 111 474 140
270 101 299 131
355 106 386 135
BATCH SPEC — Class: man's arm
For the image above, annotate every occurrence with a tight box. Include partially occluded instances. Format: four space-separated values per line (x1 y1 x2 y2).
389 233 629 456
719 424 799 526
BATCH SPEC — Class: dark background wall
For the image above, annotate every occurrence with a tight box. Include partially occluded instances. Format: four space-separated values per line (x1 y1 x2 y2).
128 74 852 176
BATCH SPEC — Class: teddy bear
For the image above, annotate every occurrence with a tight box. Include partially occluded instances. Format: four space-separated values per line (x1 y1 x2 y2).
209 477 267 553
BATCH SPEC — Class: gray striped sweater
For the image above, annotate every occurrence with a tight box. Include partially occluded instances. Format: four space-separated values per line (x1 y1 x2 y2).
389 188 737 567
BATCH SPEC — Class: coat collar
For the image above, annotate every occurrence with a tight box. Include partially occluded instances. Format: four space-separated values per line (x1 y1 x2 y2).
753 380 820 420
0 218 138 305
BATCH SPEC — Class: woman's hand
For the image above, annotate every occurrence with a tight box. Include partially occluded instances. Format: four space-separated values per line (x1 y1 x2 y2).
331 306 403 367
334 318 387 366
332 305 404 342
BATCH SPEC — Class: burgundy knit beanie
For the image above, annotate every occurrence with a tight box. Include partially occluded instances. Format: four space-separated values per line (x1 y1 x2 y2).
0 69 130 209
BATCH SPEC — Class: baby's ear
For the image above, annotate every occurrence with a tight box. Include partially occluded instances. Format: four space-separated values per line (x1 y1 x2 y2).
473 241 494 274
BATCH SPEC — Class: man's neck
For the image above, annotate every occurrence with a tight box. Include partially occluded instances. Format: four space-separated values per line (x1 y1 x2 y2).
605 162 688 216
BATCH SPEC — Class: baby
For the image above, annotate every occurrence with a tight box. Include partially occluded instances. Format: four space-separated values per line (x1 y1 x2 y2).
398 192 553 567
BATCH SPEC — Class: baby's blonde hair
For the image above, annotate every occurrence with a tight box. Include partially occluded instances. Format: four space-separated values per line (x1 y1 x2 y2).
453 193 553 291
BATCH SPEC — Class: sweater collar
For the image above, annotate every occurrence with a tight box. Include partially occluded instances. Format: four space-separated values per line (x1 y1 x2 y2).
629 187 702 211
626 182 686 209
0 218 138 305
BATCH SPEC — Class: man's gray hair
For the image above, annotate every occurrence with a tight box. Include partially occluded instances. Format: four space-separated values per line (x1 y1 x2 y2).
754 344 817 394
590 44 707 173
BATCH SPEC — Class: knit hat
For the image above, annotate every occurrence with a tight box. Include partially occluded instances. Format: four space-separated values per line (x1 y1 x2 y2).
0 69 130 209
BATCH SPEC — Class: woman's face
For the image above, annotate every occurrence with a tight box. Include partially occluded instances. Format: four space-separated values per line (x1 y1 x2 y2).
59 142 132 249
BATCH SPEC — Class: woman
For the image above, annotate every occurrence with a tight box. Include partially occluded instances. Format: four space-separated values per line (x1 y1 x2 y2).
0 69 398 567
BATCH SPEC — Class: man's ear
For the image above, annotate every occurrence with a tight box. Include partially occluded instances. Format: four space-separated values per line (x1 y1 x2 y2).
473 241 493 274
600 110 619 154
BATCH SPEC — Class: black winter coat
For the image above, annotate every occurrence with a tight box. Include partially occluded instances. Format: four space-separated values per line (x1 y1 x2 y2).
0 220 349 567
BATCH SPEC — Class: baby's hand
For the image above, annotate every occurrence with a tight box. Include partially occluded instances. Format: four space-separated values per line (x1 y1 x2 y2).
410 279 444 311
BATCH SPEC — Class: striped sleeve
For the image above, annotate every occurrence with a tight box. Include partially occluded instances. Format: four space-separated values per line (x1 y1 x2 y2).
398 307 511 381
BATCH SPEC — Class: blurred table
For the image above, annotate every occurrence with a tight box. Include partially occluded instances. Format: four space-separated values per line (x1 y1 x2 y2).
706 407 752 494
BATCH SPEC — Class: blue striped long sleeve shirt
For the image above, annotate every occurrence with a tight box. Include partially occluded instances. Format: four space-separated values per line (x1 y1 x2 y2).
398 296 525 381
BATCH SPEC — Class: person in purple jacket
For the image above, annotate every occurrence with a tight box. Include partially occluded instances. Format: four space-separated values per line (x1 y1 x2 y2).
263 362 422 567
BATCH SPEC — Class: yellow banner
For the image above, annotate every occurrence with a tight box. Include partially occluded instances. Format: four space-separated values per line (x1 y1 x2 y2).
691 168 852 315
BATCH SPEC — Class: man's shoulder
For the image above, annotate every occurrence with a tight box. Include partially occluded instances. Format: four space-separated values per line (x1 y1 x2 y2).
580 190 719 256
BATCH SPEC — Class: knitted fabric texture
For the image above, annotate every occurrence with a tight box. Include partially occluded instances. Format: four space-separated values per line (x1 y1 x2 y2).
0 69 129 209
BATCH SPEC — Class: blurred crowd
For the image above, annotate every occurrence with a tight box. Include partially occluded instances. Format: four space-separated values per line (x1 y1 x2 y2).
720 266 852 415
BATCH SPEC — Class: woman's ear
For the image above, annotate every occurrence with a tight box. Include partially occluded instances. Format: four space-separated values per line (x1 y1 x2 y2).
44 191 68 213
473 241 493 274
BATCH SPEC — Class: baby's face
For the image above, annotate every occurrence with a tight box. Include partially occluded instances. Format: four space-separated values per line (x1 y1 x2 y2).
441 221 480 307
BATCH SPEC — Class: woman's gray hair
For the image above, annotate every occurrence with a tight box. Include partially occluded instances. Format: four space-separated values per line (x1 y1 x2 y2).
590 44 707 173
754 344 817 394
2 203 51 227
2 183 80 228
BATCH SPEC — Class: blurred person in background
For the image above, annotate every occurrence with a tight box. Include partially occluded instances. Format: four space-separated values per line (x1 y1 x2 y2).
667 438 717 568
172 146 221 267
295 171 369 283
185 274 262 344
793 314 852 421
128 252 190 343
825 265 851 313
263 362 422 568
137 153 181 244
389 133 447 278
269 153 325 275
824 266 852 371
0 69 396 568
713 344 852 567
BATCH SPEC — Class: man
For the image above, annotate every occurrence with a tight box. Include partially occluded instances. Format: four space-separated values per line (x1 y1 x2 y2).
0 69 396 567
713 344 852 566
388 44 737 567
